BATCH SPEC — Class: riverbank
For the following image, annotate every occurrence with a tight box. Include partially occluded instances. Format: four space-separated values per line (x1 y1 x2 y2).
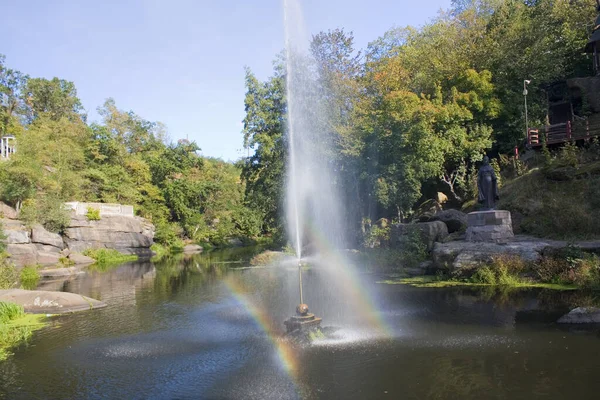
0 302 47 360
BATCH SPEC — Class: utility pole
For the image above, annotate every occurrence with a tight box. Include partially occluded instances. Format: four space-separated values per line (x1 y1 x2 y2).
523 79 531 140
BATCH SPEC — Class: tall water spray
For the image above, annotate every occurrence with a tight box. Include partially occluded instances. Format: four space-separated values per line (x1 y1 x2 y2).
283 0 349 305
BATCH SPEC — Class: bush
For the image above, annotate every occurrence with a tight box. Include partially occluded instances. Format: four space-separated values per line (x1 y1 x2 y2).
85 207 101 221
19 196 71 233
150 243 169 260
399 226 428 269
0 301 46 361
0 260 19 289
471 266 497 285
82 248 137 269
154 219 184 250
471 255 527 286
19 266 40 290
0 301 24 325
363 223 390 249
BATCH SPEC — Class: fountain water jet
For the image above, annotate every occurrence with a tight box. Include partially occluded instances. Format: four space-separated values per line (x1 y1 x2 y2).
281 0 349 334
280 0 390 339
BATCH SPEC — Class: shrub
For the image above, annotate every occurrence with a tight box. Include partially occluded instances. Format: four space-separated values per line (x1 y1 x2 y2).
19 266 40 290
0 222 6 254
471 266 497 285
82 248 137 269
398 226 428 269
0 301 24 324
154 219 184 249
0 260 19 289
0 302 46 361
85 207 101 221
19 196 71 233
363 224 390 249
471 255 528 286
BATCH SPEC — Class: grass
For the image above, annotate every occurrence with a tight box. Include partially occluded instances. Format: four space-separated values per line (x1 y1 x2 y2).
1 261 41 290
379 275 578 290
497 155 600 239
0 301 47 361
83 248 137 271
150 243 170 261
19 266 40 290
0 259 19 289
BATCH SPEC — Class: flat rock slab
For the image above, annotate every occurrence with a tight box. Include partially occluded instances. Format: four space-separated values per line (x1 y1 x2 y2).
39 267 84 279
558 307 600 324
0 289 106 314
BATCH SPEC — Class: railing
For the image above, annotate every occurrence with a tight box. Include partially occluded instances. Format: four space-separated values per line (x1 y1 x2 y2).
528 119 600 147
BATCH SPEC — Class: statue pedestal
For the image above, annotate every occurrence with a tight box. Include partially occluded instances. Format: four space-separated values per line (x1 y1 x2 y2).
466 210 514 243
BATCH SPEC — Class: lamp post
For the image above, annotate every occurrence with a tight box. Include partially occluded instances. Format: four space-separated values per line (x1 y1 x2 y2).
523 79 531 140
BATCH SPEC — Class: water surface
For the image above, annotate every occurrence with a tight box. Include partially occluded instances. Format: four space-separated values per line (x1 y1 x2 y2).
1 249 599 399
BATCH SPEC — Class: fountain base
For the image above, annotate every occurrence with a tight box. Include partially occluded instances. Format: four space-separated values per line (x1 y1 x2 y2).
284 303 322 333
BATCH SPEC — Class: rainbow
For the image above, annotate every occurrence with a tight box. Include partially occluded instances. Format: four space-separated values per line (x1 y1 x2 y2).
222 277 303 394
301 221 393 337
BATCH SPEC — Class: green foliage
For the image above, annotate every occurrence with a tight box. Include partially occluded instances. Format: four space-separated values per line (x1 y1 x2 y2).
499 158 600 239
400 226 429 268
0 301 24 324
537 247 600 289
18 196 70 233
0 56 263 247
0 223 6 254
0 302 46 361
363 221 390 248
85 207 101 221
19 266 40 290
240 67 286 236
0 259 18 289
490 158 502 188
154 220 184 249
471 255 527 286
150 243 170 260
82 248 137 269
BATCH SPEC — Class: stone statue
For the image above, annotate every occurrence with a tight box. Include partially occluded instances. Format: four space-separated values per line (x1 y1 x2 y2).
477 156 499 210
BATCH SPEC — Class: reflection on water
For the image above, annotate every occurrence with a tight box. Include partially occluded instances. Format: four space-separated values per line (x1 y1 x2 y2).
1 248 600 399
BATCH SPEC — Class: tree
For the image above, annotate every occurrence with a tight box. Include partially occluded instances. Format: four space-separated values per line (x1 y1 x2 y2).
0 55 28 138
25 77 85 122
240 66 287 236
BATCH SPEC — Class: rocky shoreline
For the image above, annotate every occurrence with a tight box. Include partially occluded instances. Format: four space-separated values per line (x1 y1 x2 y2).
1 202 155 268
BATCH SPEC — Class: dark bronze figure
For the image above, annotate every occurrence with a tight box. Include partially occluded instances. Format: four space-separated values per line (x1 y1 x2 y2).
477 156 499 210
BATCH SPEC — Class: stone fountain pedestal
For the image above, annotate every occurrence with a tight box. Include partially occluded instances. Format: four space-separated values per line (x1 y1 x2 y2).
284 303 322 333
465 210 514 243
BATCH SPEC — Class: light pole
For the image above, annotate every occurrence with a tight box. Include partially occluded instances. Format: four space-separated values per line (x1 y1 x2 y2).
523 79 531 140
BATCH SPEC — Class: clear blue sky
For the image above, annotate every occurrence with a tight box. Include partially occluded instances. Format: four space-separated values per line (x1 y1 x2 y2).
1 0 450 161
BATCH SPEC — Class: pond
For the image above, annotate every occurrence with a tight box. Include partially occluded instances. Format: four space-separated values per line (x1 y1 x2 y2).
1 248 600 399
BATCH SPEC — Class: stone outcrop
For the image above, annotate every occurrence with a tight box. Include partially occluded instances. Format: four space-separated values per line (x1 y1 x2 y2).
0 202 18 219
557 307 600 324
1 202 155 267
432 236 600 271
432 209 467 233
64 215 154 256
432 239 543 271
391 221 449 251
0 289 106 314
31 224 65 249
68 253 95 265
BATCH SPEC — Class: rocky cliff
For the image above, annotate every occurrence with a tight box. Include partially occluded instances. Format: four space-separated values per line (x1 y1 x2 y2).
1 203 155 267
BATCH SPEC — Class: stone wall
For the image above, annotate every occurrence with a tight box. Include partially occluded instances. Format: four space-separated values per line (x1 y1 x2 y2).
64 202 134 217
1 202 154 267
